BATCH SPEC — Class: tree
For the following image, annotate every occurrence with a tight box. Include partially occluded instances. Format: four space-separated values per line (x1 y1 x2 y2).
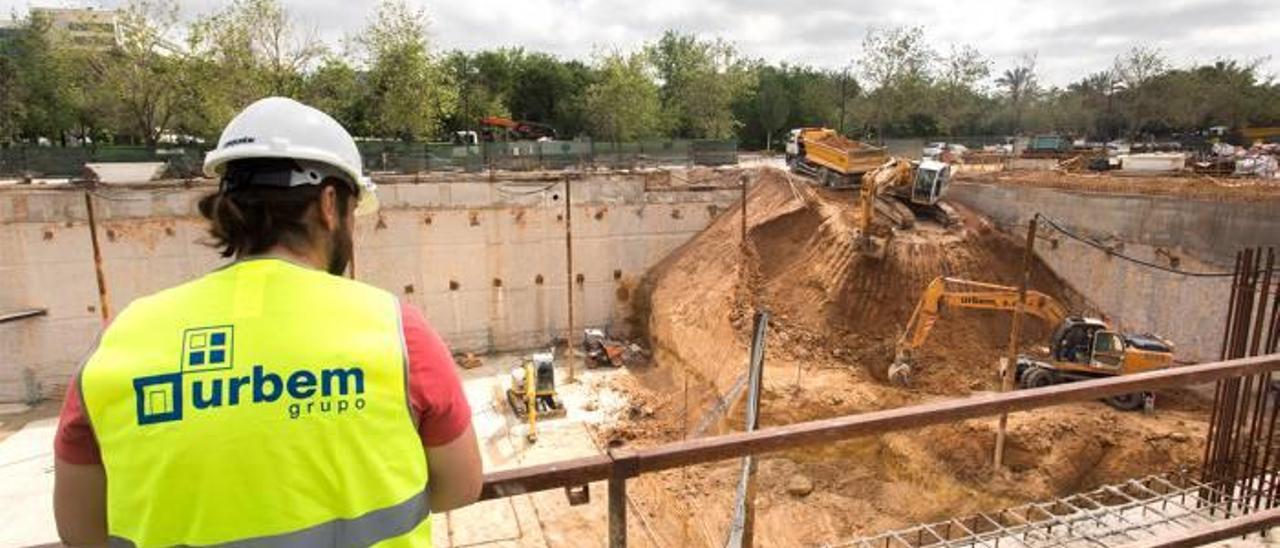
302 55 368 135
646 31 752 139
936 44 990 135
754 67 790 151
1112 45 1168 136
99 0 195 146
185 0 325 138
6 13 78 143
582 51 661 142
857 26 936 138
358 0 456 140
996 53 1038 134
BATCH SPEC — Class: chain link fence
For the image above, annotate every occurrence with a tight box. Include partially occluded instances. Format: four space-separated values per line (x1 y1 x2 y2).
1 139 738 178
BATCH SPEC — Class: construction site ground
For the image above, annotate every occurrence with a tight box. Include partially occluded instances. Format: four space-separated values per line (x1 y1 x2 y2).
596 168 1217 546
5 165 1270 547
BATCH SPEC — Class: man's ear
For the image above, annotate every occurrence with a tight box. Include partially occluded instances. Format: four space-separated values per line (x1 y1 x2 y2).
318 186 339 231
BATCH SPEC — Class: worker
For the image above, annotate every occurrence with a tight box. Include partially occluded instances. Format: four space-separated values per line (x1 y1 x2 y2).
1062 326 1091 363
52 97 482 547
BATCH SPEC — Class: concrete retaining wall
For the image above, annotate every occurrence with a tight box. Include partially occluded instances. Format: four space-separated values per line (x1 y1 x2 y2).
949 181 1280 363
0 170 743 402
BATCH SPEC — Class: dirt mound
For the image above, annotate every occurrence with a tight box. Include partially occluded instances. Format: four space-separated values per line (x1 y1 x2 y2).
642 167 1088 409
815 132 872 151
607 166 1211 546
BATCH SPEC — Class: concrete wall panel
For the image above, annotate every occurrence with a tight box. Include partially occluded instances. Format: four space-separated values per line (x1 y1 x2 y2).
0 171 743 401
949 181 1280 362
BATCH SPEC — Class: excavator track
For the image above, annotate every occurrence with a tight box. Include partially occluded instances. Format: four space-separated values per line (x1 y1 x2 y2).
874 196 915 229
923 200 960 227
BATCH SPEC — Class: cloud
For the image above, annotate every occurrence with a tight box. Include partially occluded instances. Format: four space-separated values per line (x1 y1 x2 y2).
3 0 1277 85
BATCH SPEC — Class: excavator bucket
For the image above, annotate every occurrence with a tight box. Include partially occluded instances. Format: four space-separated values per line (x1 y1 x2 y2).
887 350 913 385
857 234 889 259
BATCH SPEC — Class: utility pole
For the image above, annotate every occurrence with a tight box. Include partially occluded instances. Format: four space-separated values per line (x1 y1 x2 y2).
994 216 1038 469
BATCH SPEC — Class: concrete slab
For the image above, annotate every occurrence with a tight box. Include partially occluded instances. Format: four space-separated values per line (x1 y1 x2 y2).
432 350 634 547
0 418 57 547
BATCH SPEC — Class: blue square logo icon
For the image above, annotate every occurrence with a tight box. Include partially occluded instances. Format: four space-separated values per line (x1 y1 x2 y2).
134 373 183 425
182 326 233 372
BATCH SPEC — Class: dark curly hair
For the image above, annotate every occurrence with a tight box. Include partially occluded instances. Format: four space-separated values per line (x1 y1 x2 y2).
197 160 353 258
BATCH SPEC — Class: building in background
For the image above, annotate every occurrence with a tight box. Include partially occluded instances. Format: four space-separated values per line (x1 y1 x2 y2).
0 19 20 46
30 7 119 50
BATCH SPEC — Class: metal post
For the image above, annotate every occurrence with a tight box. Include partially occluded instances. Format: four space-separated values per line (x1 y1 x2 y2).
727 310 770 548
740 174 748 247
609 449 636 548
995 216 1037 468
84 190 111 324
609 473 627 548
564 175 576 383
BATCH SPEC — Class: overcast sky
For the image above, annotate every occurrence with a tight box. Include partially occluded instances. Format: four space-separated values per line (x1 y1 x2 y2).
5 0 1278 87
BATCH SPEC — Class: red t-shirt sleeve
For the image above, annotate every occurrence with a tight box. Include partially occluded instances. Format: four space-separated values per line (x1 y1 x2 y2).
401 301 473 447
54 376 103 465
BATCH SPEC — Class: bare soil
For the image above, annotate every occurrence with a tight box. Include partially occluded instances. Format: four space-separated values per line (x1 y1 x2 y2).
959 170 1280 203
600 167 1211 547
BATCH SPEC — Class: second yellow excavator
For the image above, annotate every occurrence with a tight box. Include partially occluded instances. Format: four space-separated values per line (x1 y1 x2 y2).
889 277 1176 409
854 157 957 256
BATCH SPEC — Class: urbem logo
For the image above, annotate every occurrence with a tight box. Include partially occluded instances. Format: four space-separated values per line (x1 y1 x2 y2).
133 326 367 426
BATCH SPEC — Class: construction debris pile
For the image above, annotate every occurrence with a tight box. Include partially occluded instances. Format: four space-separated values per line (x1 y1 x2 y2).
599 168 1212 546
583 328 649 368
1196 142 1280 178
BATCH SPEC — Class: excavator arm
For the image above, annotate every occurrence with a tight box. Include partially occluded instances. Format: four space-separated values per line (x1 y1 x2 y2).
856 159 913 254
889 277 1069 383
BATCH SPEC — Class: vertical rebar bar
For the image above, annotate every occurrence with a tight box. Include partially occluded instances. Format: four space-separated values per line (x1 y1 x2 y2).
564 175 576 383
995 216 1037 469
83 190 111 324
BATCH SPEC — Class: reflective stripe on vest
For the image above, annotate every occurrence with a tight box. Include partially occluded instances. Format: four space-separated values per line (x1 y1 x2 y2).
80 259 430 547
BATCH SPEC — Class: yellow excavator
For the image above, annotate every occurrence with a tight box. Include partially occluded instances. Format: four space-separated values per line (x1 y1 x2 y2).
855 157 957 256
889 277 1175 409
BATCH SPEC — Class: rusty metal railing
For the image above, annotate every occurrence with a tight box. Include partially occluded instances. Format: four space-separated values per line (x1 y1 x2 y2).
478 353 1280 547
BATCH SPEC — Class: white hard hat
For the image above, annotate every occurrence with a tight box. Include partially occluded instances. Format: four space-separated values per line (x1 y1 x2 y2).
203 97 379 215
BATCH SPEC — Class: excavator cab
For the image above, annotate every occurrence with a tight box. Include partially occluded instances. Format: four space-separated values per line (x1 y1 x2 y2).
1090 331 1126 369
910 160 951 205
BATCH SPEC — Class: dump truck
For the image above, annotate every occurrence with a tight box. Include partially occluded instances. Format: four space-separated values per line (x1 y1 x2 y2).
786 128 889 187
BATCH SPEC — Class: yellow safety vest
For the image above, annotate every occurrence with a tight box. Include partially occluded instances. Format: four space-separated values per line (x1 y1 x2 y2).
79 258 430 547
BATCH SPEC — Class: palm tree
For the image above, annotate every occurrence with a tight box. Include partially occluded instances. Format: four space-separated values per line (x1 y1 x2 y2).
996 61 1038 133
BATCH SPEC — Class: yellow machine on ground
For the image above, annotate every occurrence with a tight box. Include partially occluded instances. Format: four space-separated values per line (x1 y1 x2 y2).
506 352 565 442
890 277 1175 409
855 157 956 256
786 128 889 186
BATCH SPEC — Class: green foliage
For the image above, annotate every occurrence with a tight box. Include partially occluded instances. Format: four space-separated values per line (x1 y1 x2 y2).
646 31 752 139
358 0 456 140
582 51 661 142
858 25 937 138
2 8 1277 149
